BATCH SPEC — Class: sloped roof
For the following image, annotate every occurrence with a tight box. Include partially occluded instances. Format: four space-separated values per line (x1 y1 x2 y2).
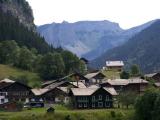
128 78 148 84
103 87 118 96
70 82 86 88
0 78 15 83
31 89 49 96
44 80 69 89
154 82 160 87
0 78 15 89
71 88 98 96
88 85 99 88
0 78 31 90
106 61 124 67
144 73 158 78
71 87 117 96
85 72 105 79
106 78 148 86
107 79 129 86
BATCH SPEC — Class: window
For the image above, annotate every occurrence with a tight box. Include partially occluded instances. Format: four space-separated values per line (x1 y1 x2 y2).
1 99 4 103
106 95 110 101
92 103 95 108
84 103 87 108
99 95 102 100
105 102 110 108
92 96 95 101
98 102 103 108
79 103 82 108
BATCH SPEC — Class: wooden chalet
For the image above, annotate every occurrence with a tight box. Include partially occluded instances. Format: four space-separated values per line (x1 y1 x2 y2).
105 61 124 71
69 87 117 109
85 71 106 85
32 80 86 104
0 78 32 102
42 72 89 88
100 78 148 94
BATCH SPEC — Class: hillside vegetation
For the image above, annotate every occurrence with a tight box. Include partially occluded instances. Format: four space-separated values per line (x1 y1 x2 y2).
0 64 41 87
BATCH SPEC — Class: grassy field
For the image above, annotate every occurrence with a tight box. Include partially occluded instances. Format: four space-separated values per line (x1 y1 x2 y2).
102 70 120 79
0 64 42 87
0 105 134 120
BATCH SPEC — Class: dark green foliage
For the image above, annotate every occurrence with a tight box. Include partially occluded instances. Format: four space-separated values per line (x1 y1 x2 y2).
16 102 23 111
65 115 71 120
110 111 116 118
134 88 159 120
120 71 130 79
37 53 65 79
130 64 140 77
61 51 86 75
118 91 137 109
0 10 51 54
0 40 19 65
9 75 29 85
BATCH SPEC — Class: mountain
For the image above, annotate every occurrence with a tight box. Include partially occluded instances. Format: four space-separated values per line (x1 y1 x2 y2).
91 20 160 73
0 0 51 53
0 0 35 30
37 20 154 58
37 20 123 57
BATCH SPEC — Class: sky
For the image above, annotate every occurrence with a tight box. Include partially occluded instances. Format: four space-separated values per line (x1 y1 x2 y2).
26 0 160 29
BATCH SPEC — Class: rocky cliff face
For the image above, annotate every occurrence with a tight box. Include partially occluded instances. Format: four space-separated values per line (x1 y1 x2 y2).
0 0 35 30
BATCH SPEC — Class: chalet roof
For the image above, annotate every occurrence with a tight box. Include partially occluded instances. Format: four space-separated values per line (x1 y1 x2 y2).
85 72 105 79
71 87 117 96
42 80 57 87
42 72 89 88
57 87 68 93
106 61 124 67
106 78 148 86
0 78 15 90
71 88 98 96
44 80 69 89
107 79 129 86
0 78 15 83
154 82 160 87
70 82 86 88
31 89 49 96
103 87 118 96
80 58 89 63
144 73 158 78
0 78 31 90
128 78 148 84
88 85 99 88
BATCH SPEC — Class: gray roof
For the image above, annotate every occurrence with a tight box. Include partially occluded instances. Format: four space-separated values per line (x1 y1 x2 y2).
154 82 160 87
31 88 49 96
106 78 148 86
144 73 158 78
85 72 105 79
70 82 86 88
71 87 117 96
106 61 124 67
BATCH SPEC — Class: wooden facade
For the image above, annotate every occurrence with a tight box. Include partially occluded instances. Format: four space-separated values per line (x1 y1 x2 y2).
0 79 32 102
70 87 115 109
85 72 106 85
100 79 149 94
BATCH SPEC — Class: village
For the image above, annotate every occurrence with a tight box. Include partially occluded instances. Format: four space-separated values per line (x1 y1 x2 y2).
0 59 159 111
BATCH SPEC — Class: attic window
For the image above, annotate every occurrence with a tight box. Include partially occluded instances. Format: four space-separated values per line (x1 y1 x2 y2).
99 95 102 100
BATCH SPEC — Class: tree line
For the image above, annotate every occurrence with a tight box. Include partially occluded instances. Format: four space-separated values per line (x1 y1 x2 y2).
0 40 85 80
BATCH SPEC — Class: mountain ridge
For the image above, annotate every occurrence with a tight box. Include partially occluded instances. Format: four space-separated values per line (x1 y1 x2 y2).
37 20 156 58
90 19 160 73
